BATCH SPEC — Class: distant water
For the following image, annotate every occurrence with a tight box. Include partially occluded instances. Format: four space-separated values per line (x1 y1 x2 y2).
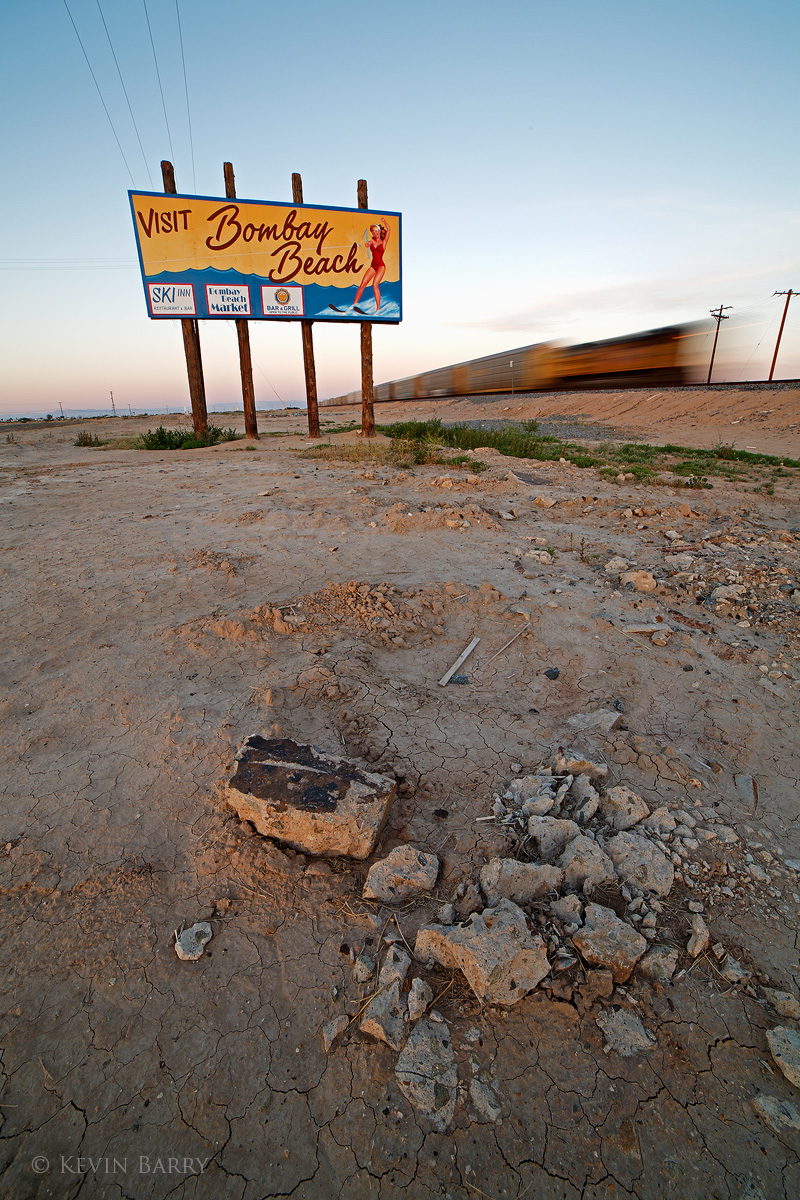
0 402 300 421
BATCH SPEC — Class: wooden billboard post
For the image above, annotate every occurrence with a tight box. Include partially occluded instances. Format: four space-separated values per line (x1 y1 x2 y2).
223 163 259 439
160 161 208 435
357 179 375 438
291 173 321 438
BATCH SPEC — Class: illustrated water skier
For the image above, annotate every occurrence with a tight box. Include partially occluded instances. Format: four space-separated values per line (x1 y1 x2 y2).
330 220 390 315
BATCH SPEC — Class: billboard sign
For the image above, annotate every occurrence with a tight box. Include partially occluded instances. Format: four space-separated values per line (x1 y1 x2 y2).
129 191 401 323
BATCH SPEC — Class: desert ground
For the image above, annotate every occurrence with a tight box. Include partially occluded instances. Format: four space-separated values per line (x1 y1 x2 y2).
1 382 799 1200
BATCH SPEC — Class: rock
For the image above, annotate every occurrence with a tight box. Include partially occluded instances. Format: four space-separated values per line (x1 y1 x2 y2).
521 793 556 817
480 858 564 905
577 969 614 1009
550 894 584 928
601 786 650 831
752 1094 800 1134
360 979 406 1051
567 710 623 735
570 775 600 824
643 808 678 835
395 1016 458 1132
766 1027 800 1090
408 977 433 1021
415 899 550 1007
363 845 440 902
762 988 800 1020
544 667 560 680
606 832 675 897
321 1014 349 1053
638 946 679 983
571 903 647 982
505 774 554 803
174 922 213 962
454 882 483 921
469 1078 503 1123
620 570 657 592
720 956 749 985
557 835 616 892
226 735 396 859
526 816 581 862
596 1009 657 1056
534 495 557 508
436 902 455 925
687 913 711 958
353 953 376 983
554 750 608 781
378 945 412 989
604 557 630 574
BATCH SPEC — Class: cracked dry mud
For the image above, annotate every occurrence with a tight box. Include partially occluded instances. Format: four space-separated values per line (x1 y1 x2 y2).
1 389 799 1199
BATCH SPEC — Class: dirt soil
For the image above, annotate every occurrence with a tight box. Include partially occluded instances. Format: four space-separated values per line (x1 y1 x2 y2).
1 384 799 1199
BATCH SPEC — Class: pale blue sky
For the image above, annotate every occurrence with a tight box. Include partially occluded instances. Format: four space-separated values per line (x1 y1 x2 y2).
1 0 798 414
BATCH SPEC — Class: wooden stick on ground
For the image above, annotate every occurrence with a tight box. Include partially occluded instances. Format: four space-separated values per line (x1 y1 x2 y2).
438 636 480 687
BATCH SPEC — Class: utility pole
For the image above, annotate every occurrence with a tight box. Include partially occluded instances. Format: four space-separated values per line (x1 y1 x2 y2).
707 304 732 384
161 160 208 436
291 172 320 438
357 178 375 438
769 290 796 381
110 390 117 417
223 162 259 439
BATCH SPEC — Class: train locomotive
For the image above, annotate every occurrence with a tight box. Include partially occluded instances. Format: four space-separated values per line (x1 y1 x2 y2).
321 321 706 407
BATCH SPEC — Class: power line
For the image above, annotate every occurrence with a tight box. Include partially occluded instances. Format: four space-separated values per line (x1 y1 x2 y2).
62 0 136 186
175 0 196 192
142 0 175 166
95 0 153 188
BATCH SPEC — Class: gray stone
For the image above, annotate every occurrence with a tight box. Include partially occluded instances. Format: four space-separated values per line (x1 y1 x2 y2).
360 979 406 1051
174 922 212 962
550 894 584 928
638 946 679 983
469 1078 503 1123
480 858 564 905
687 913 711 958
766 1026 800 1090
436 902 455 925
606 832 675 897
567 710 623 735
353 953 376 984
395 1016 458 1132
570 775 601 824
378 945 412 989
762 988 800 1020
752 1094 800 1134
408 977 433 1022
321 1014 349 1053
505 774 556 804
415 898 550 1007
601 786 650 831
571 903 648 982
721 955 749 985
363 845 440 902
226 735 395 859
596 1009 657 1056
557 835 616 892
526 816 581 862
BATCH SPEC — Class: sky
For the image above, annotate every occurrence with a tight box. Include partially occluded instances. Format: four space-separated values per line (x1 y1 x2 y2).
1 0 798 417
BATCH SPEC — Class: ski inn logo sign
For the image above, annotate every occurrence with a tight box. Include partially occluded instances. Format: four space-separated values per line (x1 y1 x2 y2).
129 191 402 324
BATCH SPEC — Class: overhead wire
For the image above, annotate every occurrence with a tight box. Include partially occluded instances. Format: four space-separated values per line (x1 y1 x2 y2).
62 0 136 186
142 0 175 166
95 0 153 188
175 0 196 192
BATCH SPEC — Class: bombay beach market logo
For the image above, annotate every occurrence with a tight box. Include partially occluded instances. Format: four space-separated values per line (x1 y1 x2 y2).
262 285 304 316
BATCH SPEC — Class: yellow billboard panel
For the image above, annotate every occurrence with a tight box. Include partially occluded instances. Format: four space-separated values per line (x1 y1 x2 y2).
129 191 402 322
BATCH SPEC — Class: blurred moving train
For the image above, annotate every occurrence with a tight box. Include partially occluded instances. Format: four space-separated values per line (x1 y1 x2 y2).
321 321 707 407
